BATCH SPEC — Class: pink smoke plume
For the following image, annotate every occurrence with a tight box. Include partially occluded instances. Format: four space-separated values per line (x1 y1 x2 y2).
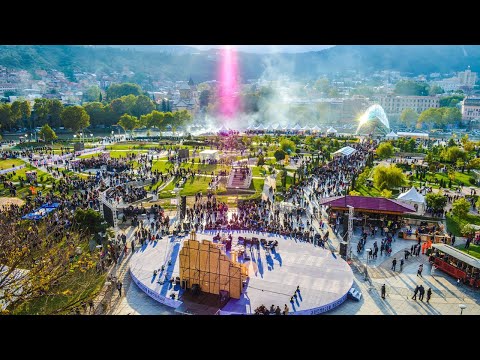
218 46 240 118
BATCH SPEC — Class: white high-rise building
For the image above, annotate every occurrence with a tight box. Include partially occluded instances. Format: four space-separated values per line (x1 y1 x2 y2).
457 66 477 88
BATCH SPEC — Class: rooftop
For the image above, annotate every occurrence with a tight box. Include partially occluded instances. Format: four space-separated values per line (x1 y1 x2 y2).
318 196 416 214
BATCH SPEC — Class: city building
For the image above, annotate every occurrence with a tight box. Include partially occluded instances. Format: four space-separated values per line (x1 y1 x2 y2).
376 95 440 115
458 66 477 88
461 97 480 121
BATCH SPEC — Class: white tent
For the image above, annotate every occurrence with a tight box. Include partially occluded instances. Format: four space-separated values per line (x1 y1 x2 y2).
385 131 399 140
397 187 426 214
326 127 338 136
311 125 321 132
199 150 220 161
292 123 302 131
218 125 229 133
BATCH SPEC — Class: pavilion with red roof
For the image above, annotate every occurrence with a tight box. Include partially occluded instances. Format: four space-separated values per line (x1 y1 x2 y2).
318 196 416 215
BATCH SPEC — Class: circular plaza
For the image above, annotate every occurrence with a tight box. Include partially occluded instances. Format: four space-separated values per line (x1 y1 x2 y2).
129 230 354 315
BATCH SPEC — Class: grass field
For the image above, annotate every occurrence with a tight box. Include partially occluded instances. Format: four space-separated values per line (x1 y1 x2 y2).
446 212 480 236
250 178 265 193
105 142 159 150
455 243 480 259
151 160 174 173
179 177 226 197
356 185 382 197
433 171 473 187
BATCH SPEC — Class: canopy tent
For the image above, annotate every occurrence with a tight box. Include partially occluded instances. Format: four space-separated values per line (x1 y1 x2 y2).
397 187 426 214
301 125 311 131
311 125 321 132
332 146 357 157
326 127 338 137
218 125 229 133
199 150 220 161
246 125 254 130
292 123 302 131
385 131 398 140
271 123 280 130
22 202 60 221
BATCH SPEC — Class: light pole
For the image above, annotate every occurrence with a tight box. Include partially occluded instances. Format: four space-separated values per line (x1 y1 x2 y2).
459 304 466 315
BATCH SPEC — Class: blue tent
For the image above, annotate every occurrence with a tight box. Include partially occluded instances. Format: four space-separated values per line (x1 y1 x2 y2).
22 203 60 220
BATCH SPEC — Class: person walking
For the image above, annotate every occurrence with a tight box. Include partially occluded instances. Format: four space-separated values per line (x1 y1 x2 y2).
412 285 419 300
116 280 123 297
417 264 423 277
400 258 404 272
381 284 386 299
131 239 135 254
391 258 397 271
426 288 432 304
418 285 425 301
283 304 289 315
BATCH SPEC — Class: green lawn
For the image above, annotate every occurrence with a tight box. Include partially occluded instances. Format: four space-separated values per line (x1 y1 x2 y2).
109 150 147 159
446 212 480 236
157 179 178 199
0 158 25 169
250 178 264 193
152 160 174 173
356 185 382 197
180 176 227 197
105 142 159 150
455 243 480 259
251 166 265 177
433 171 473 187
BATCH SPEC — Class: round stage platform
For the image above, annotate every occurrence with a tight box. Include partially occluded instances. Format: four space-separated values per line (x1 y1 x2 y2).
129 231 354 315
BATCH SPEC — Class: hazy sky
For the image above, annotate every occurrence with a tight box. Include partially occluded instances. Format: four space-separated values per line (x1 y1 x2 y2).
188 45 334 53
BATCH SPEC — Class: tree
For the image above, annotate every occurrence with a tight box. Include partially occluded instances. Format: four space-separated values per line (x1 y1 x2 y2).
131 95 155 118
117 114 139 136
400 108 419 128
73 208 108 235
274 149 286 162
48 99 63 128
11 100 31 128
452 198 471 218
84 86 102 102
373 164 406 190
380 189 392 198
38 124 57 142
0 103 14 130
439 94 464 107
394 80 429 96
376 142 394 159
106 83 142 101
0 220 99 314
418 108 444 129
173 110 193 129
442 146 466 163
425 192 447 212
441 107 461 125
60 106 90 133
280 139 296 154
199 89 210 108
467 158 480 170
429 85 444 95
356 166 371 188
